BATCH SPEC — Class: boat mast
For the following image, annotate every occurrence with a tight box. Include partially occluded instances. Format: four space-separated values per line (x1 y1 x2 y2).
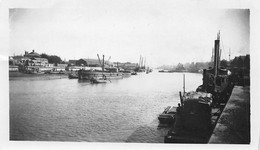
183 74 186 94
102 55 105 72
144 57 146 69
97 54 102 66
97 54 104 72
141 56 143 69
229 48 231 61
219 48 222 67
139 55 142 68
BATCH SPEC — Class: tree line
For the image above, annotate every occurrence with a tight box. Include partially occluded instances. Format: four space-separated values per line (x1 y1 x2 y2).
157 55 250 73
40 53 65 65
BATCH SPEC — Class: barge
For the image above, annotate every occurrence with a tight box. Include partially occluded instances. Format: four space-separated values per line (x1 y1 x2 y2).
78 54 130 80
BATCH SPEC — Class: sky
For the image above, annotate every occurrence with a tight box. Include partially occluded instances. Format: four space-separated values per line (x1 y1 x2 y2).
9 4 249 67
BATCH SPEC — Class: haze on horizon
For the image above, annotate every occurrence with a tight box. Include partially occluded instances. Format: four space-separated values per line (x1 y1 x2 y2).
9 4 249 68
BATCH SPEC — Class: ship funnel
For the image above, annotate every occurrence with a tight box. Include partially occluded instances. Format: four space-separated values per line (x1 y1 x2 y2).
214 31 220 76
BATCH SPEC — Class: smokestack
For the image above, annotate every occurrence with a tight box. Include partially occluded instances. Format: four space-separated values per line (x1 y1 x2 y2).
214 31 220 76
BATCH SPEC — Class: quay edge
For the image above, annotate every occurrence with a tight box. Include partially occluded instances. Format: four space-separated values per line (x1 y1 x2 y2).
208 86 250 144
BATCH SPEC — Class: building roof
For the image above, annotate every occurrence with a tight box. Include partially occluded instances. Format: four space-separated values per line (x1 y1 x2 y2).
24 50 40 58
81 59 101 65
69 60 77 64
12 56 24 60
79 58 112 65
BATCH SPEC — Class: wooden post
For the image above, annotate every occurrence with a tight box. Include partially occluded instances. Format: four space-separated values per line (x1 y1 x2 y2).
179 91 183 106
183 74 185 94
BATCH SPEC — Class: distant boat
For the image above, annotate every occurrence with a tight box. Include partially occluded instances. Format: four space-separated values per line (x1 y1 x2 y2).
78 54 125 80
131 72 137 75
158 70 166 72
68 72 78 79
90 77 110 84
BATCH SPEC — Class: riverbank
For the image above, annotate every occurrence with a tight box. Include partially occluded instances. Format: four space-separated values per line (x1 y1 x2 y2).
9 72 68 80
208 86 250 144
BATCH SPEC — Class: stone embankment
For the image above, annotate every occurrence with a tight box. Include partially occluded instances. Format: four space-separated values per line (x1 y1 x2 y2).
209 86 250 144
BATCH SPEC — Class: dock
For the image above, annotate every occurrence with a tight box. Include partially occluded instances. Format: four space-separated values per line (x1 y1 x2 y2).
208 86 250 144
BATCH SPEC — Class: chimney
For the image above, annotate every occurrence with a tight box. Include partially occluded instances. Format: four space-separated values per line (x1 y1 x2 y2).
32 50 35 53
214 31 220 76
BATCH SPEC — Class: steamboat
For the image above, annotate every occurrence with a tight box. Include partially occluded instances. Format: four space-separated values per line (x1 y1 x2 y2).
163 31 233 143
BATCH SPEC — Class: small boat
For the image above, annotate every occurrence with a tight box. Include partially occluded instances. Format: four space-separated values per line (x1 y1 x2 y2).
68 73 78 79
49 71 65 74
131 72 137 75
90 77 110 84
158 106 177 124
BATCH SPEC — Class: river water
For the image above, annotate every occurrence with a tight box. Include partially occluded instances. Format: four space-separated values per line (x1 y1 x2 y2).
9 71 202 142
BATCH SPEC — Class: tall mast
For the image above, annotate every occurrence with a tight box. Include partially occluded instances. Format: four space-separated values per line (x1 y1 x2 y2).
97 54 102 66
139 55 142 68
219 48 222 67
141 56 143 68
144 57 146 68
229 48 231 61
102 55 105 72
183 74 185 94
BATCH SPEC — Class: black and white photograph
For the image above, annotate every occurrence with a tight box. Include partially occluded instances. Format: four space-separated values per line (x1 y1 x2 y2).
1 0 259 150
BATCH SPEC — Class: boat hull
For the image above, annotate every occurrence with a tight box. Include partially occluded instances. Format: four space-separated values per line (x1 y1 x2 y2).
68 73 78 79
158 115 175 124
158 106 177 124
78 70 124 80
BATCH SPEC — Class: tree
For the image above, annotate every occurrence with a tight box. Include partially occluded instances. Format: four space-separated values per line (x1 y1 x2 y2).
48 55 62 65
40 53 62 65
220 59 228 68
176 63 185 71
40 53 49 59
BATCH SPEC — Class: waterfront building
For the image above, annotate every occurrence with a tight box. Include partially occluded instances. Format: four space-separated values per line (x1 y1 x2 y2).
68 60 77 66
113 62 139 71
9 65 19 72
76 59 112 67
22 50 48 67
24 50 40 58
9 50 50 73
27 57 48 67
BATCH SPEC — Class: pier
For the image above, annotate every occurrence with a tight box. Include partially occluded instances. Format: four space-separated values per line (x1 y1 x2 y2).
209 86 250 144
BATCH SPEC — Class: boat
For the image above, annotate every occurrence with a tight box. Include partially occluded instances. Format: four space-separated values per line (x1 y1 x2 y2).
90 77 110 84
78 54 125 80
164 31 233 143
196 31 232 104
121 70 131 77
49 71 65 74
78 68 124 80
158 106 177 124
68 72 78 79
131 72 137 75
164 91 214 143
